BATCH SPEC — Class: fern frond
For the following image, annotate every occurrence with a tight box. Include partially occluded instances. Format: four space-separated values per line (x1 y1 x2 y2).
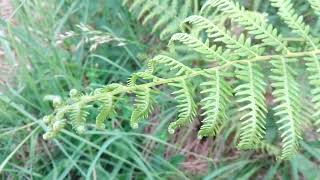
305 55 320 132
183 15 262 58
169 33 230 63
69 103 90 134
203 0 288 52
253 142 280 156
123 0 194 39
130 87 154 128
308 0 320 15
235 62 267 149
270 0 318 49
42 0 320 160
168 80 197 134
128 72 161 86
270 58 302 159
96 93 114 129
270 0 320 132
181 15 268 147
150 55 195 76
198 70 231 138
42 115 66 139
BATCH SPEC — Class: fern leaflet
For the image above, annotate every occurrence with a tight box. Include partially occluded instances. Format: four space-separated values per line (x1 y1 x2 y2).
130 87 154 128
235 62 267 149
123 0 194 39
270 58 302 159
198 70 231 137
96 93 114 129
270 0 318 49
308 0 320 15
69 103 90 134
305 55 320 132
203 0 289 52
168 80 197 134
169 32 230 63
150 55 195 76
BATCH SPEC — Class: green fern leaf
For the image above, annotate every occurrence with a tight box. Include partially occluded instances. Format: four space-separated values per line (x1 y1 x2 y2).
181 15 268 148
270 58 302 159
42 0 320 160
308 0 320 15
253 142 280 157
168 80 197 134
198 69 232 138
183 15 262 57
169 32 230 63
305 55 320 132
150 55 195 76
123 0 194 39
70 104 90 134
130 87 154 128
96 93 114 129
235 62 267 149
270 0 320 133
270 0 318 49
128 72 161 86
203 0 289 52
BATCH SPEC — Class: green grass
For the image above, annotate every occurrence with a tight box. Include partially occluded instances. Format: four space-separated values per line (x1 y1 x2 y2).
0 0 320 179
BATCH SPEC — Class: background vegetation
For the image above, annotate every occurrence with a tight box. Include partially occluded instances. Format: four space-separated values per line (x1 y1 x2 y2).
0 0 319 179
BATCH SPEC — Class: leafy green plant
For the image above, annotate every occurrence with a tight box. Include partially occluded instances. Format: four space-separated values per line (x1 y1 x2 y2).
43 0 320 160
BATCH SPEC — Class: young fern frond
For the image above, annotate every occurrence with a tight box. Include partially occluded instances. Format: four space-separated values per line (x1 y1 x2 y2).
168 80 197 134
270 58 302 159
198 70 231 138
123 0 194 39
130 87 154 128
69 103 90 134
42 115 66 140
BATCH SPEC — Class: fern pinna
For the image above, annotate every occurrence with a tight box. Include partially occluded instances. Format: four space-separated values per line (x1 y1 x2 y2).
122 0 196 40
43 0 320 160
